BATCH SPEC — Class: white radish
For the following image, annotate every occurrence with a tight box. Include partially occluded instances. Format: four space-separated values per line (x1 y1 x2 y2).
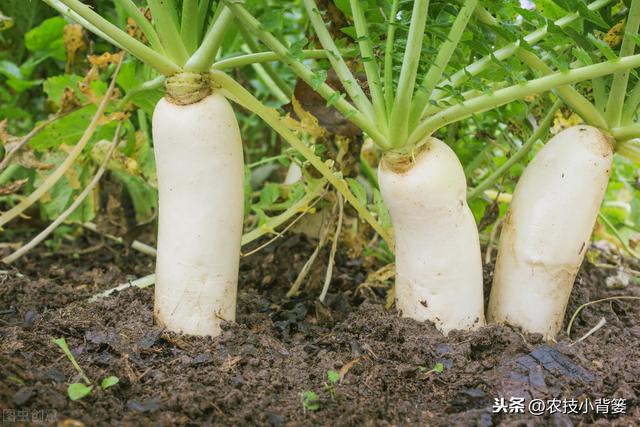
378 138 485 334
488 125 613 339
152 87 244 337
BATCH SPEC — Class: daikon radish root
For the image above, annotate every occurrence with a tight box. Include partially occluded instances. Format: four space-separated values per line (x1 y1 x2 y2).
488 125 614 339
153 79 244 336
378 138 485 334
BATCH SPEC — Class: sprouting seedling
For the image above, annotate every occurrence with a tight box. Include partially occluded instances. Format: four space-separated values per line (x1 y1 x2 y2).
301 390 320 413
100 376 120 390
419 362 445 378
324 370 341 400
53 337 119 401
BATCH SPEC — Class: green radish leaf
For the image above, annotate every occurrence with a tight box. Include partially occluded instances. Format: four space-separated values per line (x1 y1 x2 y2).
6 77 42 92
290 37 308 61
43 75 108 109
29 106 117 151
587 34 618 61
576 2 608 29
301 391 320 412
340 26 357 39
253 206 269 226
0 60 22 79
572 48 593 66
129 89 164 116
260 9 284 32
111 170 158 224
258 182 281 207
67 383 93 401
333 0 351 17
115 61 137 92
433 362 445 373
310 70 327 90
327 370 340 384
372 189 391 230
346 178 367 207
244 167 253 217
24 16 66 60
601 203 630 224
535 0 569 20
100 376 119 390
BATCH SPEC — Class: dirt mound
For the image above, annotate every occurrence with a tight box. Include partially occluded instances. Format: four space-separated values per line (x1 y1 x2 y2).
1 235 638 426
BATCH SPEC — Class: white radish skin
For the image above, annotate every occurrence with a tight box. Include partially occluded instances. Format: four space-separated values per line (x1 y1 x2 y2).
488 125 613 339
152 93 244 337
378 138 485 334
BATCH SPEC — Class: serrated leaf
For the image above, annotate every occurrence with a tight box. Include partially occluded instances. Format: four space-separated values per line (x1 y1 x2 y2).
587 34 618 61
310 70 327 90
572 47 593 65
340 26 356 39
576 2 609 30
326 92 343 107
290 37 308 61
34 151 96 222
68 383 93 401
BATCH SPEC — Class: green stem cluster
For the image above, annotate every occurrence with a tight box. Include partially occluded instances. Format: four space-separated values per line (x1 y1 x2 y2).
223 0 640 156
210 71 394 248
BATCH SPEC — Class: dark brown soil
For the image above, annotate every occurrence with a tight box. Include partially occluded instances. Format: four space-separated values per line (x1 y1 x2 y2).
1 234 639 426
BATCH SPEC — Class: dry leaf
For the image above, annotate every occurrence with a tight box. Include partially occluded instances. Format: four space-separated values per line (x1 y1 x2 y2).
88 52 124 69
604 19 625 48
284 70 364 137
339 358 360 381
0 119 9 144
0 179 28 196
60 87 82 113
63 24 86 71
15 150 53 171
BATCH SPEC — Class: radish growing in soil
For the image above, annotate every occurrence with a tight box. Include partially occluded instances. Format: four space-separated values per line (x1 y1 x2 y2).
43 0 245 336
487 0 640 339
488 126 613 338
153 77 243 335
226 0 640 333
42 0 378 336
44 0 640 337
